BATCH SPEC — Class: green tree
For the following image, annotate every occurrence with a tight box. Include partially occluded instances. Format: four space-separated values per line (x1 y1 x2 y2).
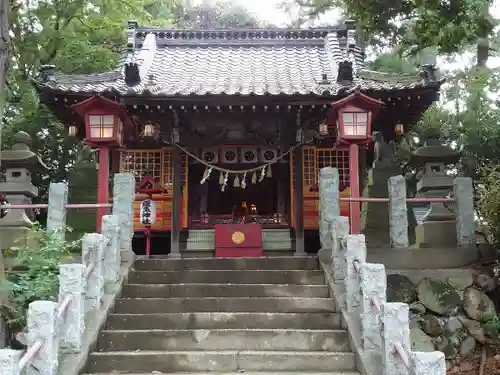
3 0 176 204
173 1 265 28
295 0 496 67
3 0 266 234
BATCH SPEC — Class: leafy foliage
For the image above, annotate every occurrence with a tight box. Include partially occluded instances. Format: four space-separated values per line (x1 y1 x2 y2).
0 224 80 328
173 1 264 28
478 166 500 245
294 0 496 59
2 0 265 233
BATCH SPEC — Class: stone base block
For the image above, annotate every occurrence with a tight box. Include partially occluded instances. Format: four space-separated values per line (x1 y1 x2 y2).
0 226 32 251
368 246 479 269
415 220 457 248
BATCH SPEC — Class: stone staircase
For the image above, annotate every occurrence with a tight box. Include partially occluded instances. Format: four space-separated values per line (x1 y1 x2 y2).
83 257 359 375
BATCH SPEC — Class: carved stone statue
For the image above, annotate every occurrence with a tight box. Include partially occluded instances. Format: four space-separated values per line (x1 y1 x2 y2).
361 131 416 247
372 131 397 168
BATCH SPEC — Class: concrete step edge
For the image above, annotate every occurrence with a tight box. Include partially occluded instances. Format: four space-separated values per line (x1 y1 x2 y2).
90 350 354 356
109 312 339 316
117 297 332 300
131 270 323 272
124 283 327 287
86 373 358 375
138 256 317 260
87 374 358 375
100 328 347 333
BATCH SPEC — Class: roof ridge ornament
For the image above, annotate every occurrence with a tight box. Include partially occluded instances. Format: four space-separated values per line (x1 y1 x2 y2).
337 60 353 85
420 64 437 83
39 64 56 83
125 20 140 86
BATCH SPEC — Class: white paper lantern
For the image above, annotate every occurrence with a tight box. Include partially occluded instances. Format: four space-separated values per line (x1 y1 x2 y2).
140 199 156 226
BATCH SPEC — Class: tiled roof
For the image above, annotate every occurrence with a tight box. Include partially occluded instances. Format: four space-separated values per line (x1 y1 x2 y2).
36 26 442 97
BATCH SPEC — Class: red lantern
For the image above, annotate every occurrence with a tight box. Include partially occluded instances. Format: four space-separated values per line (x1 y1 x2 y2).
327 90 384 144
71 95 132 148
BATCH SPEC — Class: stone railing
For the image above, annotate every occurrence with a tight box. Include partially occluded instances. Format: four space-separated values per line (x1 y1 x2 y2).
331 228 446 375
0 173 135 375
318 167 476 249
317 167 474 375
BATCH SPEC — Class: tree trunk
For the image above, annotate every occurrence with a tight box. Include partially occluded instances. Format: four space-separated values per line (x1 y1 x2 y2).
0 0 9 348
0 0 8 129
477 37 489 68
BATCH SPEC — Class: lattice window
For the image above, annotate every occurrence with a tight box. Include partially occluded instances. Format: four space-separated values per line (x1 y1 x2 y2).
162 150 173 189
162 150 187 190
303 147 315 192
316 149 350 189
342 112 368 137
120 150 162 183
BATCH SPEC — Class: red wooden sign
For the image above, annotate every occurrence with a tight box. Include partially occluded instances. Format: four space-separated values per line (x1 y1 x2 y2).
215 224 263 258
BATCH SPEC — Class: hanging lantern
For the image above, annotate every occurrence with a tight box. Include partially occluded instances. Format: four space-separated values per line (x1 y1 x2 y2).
319 122 328 136
143 122 156 137
326 90 384 143
68 124 78 137
71 95 131 148
395 123 404 135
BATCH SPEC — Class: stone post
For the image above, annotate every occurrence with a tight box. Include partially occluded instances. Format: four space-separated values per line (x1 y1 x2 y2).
360 263 386 351
331 216 350 286
26 301 59 375
388 175 409 248
318 167 340 250
82 233 105 312
381 302 411 375
101 215 121 285
453 177 476 248
46 182 68 239
58 264 85 353
0 349 22 374
344 234 366 313
411 351 446 375
112 173 135 260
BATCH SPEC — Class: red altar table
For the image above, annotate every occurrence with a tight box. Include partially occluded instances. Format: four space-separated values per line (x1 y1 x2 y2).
214 224 263 258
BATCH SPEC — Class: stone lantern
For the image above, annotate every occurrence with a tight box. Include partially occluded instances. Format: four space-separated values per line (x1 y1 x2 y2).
409 132 461 248
0 131 48 249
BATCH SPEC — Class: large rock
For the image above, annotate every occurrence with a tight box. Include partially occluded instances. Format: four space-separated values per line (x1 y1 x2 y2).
474 273 496 292
387 274 416 303
421 314 444 337
417 278 462 316
447 274 473 291
410 302 426 314
410 328 435 352
445 317 463 336
463 287 496 322
459 336 476 357
459 317 486 344
435 336 458 359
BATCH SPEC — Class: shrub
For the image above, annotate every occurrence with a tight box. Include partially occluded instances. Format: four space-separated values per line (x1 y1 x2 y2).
0 224 81 329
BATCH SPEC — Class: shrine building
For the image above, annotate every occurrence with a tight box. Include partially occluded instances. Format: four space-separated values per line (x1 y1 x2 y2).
34 21 443 256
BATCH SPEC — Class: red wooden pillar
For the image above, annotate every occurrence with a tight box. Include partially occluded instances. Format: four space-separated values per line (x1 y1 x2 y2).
96 146 110 233
349 143 361 234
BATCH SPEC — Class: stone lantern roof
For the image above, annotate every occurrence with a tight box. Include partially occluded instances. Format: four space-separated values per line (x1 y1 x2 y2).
409 134 462 167
0 131 48 172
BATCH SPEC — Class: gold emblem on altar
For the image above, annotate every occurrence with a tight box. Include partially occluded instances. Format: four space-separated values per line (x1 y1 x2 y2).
231 231 245 244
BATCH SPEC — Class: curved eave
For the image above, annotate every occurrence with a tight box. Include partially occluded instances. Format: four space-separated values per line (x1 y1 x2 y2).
34 79 444 101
